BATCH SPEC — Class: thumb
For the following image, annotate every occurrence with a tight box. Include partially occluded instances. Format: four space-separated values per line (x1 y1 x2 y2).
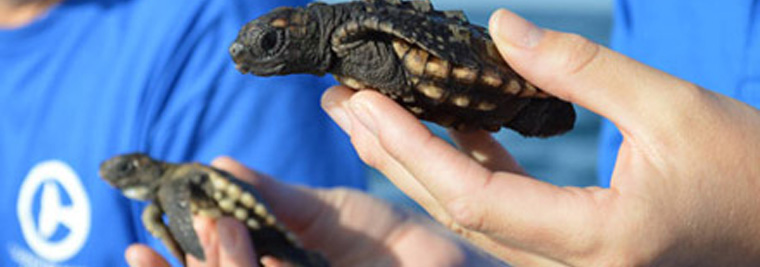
489 9 698 135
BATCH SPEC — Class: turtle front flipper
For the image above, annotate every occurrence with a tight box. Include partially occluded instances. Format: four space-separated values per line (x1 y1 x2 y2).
157 177 206 262
142 203 187 266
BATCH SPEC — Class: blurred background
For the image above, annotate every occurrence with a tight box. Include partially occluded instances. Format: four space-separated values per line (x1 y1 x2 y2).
324 0 614 211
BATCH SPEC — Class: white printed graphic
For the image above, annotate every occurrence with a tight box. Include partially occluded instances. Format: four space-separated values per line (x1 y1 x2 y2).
17 160 91 262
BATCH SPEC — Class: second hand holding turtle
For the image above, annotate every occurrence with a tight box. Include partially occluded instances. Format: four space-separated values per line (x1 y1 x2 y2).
99 153 328 267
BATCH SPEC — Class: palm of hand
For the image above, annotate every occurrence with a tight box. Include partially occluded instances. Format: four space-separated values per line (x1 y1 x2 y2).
291 188 469 266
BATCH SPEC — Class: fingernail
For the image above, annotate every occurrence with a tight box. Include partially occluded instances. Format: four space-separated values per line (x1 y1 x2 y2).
491 9 544 48
322 89 353 132
125 253 140 267
324 104 352 133
349 100 378 135
124 249 149 267
218 219 240 254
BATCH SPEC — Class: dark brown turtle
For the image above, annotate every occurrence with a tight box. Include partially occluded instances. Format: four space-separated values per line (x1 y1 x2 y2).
99 153 328 267
229 0 575 137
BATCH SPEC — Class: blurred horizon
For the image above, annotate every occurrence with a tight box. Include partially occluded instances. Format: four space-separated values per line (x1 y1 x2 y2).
321 0 613 45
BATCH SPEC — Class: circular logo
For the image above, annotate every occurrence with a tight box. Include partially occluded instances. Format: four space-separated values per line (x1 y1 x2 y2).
17 160 91 262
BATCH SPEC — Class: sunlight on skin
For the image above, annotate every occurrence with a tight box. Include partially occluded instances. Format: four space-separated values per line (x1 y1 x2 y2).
124 156 503 266
320 8 760 266
107 5 760 267
0 0 60 28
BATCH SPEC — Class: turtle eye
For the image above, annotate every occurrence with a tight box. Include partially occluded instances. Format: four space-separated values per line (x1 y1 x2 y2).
118 160 137 174
259 30 280 53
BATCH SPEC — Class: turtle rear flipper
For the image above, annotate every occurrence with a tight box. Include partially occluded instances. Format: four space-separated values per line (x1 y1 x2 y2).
507 98 576 137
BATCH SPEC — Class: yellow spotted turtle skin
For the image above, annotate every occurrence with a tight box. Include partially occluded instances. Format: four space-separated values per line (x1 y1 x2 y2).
99 153 328 267
230 0 575 137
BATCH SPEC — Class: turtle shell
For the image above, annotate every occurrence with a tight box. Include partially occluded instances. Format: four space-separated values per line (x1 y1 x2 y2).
231 0 576 137
328 0 575 136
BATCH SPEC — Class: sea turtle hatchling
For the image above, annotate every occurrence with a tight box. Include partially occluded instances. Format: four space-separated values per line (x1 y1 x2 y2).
99 153 328 266
229 0 575 137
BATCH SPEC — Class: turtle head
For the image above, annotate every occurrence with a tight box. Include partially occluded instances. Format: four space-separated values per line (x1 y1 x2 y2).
230 6 328 76
99 153 165 201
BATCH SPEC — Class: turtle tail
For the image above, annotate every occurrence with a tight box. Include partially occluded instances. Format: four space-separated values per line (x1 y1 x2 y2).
506 98 576 137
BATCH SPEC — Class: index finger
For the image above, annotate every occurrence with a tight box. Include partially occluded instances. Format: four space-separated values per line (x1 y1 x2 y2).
347 90 592 245
125 244 171 267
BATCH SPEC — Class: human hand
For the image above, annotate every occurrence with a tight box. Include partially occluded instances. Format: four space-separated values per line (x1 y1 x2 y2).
125 157 493 267
320 8 760 266
125 215 257 267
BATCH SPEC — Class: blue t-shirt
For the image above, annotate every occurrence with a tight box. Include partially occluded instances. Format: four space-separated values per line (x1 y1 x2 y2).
0 0 364 265
598 0 760 186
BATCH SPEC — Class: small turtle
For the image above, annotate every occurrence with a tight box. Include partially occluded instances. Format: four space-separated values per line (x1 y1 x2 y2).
99 153 328 267
229 0 575 137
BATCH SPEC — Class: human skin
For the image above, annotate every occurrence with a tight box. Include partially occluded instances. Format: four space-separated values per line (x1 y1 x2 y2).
126 157 495 267
129 8 760 267
0 0 59 28
320 9 760 266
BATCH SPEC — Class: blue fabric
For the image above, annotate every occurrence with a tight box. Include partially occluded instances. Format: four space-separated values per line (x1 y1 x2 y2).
598 0 760 186
0 0 364 266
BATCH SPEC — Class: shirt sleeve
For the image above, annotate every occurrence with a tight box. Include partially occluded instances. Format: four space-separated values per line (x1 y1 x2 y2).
596 119 621 187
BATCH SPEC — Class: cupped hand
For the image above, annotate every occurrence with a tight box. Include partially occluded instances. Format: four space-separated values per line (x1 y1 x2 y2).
125 157 492 267
125 215 257 267
320 9 760 266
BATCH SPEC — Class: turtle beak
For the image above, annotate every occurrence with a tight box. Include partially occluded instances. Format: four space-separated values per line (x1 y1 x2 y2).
230 42 254 74
230 42 245 59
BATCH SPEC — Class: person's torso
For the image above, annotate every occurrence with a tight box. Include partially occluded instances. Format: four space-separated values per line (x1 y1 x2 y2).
598 0 760 185
0 0 364 265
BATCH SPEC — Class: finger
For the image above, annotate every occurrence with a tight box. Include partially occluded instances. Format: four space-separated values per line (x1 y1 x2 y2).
214 155 423 262
217 217 258 267
448 129 526 175
322 86 447 218
320 86 356 133
346 89 494 205
323 89 536 261
125 244 171 267
346 90 601 252
260 256 294 267
325 89 565 264
187 216 219 267
489 9 700 135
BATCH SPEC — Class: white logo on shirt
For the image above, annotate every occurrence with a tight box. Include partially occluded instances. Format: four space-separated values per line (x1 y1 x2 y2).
16 160 91 262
